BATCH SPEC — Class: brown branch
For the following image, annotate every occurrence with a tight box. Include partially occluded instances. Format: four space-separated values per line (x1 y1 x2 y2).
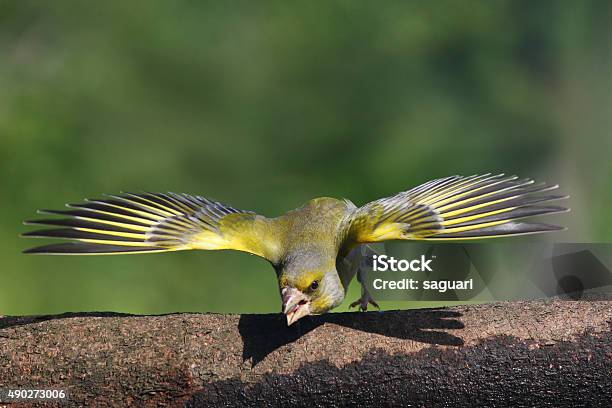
0 299 610 407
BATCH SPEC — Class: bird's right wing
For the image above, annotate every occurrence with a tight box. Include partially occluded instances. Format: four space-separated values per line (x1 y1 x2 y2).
23 192 279 261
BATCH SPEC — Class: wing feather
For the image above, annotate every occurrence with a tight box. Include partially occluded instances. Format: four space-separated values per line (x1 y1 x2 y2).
23 192 278 259
346 174 568 243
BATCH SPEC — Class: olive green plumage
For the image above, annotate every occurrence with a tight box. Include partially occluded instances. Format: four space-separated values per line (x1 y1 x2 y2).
23 173 568 325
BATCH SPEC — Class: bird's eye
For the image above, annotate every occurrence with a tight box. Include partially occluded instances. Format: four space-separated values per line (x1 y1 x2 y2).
310 280 319 290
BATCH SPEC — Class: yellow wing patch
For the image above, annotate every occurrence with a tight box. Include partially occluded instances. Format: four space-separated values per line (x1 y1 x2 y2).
347 174 568 244
23 192 279 260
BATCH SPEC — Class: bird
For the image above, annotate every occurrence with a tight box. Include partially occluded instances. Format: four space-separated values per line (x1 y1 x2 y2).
22 173 568 325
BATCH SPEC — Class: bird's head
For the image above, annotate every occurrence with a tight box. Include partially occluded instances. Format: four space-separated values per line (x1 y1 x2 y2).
278 260 345 325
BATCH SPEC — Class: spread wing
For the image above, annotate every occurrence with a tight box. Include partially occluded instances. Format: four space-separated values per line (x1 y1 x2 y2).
22 192 278 260
345 174 568 244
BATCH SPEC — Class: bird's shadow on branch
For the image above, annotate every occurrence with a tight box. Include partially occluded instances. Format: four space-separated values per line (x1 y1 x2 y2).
238 308 464 366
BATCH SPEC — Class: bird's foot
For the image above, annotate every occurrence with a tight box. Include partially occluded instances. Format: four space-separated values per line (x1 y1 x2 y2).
350 293 379 312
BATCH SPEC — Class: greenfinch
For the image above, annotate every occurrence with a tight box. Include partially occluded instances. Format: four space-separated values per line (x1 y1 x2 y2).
23 174 568 325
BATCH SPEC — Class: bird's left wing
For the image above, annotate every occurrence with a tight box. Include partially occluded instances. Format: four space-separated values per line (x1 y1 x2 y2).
344 174 568 246
23 192 279 260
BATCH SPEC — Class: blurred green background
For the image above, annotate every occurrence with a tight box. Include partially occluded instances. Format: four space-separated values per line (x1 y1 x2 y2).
1 1 611 315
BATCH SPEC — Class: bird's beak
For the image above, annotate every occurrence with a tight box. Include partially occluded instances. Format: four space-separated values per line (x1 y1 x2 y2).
282 287 311 326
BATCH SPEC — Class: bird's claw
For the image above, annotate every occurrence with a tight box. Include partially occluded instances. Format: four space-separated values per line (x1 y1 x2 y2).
350 294 379 312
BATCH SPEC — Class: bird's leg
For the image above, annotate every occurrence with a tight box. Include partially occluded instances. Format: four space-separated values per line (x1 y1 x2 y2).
349 261 379 312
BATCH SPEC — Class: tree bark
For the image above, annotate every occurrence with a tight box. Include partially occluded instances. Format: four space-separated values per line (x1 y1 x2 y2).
0 299 610 407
